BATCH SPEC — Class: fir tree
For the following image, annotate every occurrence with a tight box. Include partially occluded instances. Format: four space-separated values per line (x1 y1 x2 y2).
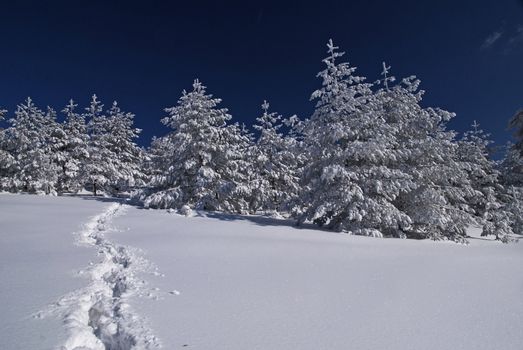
391 78 476 242
509 108 523 155
298 42 413 237
57 100 90 193
84 95 110 195
249 101 302 214
458 121 512 241
0 108 17 190
85 95 144 195
105 100 145 192
500 143 523 187
499 144 523 240
5 98 60 194
136 79 251 212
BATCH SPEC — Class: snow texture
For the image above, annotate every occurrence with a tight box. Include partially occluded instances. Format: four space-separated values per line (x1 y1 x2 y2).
2 194 523 350
112 206 523 350
36 202 160 350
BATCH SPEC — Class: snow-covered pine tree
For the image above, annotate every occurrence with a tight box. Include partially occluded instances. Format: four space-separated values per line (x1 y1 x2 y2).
248 100 302 214
0 108 17 190
142 135 173 184
457 121 513 241
85 95 144 195
508 108 523 155
387 76 477 242
136 79 251 212
84 95 110 195
104 100 145 192
500 143 523 187
298 42 413 237
503 186 523 238
4 98 61 194
499 144 523 239
56 100 90 193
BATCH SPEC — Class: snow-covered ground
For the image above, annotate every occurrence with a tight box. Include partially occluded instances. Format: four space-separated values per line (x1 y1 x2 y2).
1 194 523 350
0 194 107 350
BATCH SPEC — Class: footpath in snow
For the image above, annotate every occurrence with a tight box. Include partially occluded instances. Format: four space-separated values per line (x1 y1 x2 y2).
37 202 160 350
2 194 523 350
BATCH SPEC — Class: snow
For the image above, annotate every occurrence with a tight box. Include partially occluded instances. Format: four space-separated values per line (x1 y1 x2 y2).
113 207 523 350
0 194 107 350
38 202 160 350
2 194 523 349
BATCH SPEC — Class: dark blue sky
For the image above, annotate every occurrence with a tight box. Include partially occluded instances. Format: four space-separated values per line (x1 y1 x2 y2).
0 0 522 149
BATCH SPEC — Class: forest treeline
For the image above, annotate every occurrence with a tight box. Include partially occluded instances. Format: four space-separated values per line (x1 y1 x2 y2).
1 40 522 243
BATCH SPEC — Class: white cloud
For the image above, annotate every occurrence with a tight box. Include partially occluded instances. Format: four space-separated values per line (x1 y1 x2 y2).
481 30 503 50
508 25 523 45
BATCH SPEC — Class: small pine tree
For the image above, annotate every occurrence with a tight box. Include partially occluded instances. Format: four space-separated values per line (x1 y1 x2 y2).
509 108 523 155
249 100 301 214
499 144 523 240
500 143 523 187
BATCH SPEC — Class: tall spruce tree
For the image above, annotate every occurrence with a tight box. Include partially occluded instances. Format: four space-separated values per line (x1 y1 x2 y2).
136 79 251 212
298 42 413 237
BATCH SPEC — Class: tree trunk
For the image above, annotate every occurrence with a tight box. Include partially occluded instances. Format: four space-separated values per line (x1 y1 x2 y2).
93 182 97 196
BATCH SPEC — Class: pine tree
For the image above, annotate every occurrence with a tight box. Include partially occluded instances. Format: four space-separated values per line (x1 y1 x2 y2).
298 42 413 237
0 108 17 190
84 95 110 195
57 100 90 193
499 144 523 240
500 143 523 187
5 98 60 194
504 186 523 238
105 100 145 192
458 121 512 241
136 79 251 212
388 77 477 242
143 135 174 183
509 108 523 155
85 95 144 195
249 101 302 214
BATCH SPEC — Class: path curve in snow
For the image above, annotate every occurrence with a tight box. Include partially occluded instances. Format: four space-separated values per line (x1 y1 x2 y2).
37 203 161 350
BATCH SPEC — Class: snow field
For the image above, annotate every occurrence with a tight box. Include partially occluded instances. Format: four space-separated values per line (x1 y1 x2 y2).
2 194 523 350
111 207 523 350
